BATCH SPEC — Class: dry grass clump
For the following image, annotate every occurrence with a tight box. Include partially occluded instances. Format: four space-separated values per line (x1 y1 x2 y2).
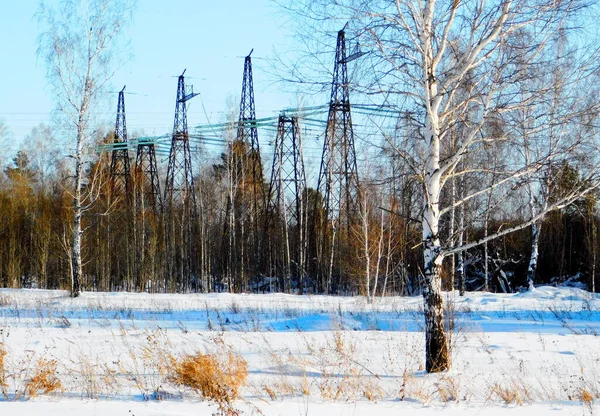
0 343 7 398
24 358 62 397
435 375 461 403
577 387 596 413
578 387 594 403
170 350 248 407
263 385 277 400
490 381 532 405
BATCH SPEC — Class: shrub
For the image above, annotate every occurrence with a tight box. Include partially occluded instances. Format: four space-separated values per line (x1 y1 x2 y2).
24 358 62 397
171 350 247 406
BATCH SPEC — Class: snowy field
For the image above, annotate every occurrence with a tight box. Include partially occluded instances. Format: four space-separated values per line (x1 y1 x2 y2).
0 286 599 415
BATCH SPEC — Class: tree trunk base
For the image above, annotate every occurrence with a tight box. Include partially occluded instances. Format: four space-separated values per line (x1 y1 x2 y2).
424 286 450 373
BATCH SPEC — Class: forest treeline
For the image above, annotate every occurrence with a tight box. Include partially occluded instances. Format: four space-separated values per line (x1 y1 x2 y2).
0 132 596 295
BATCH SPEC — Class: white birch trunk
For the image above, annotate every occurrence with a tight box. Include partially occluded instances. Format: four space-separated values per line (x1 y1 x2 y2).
527 222 541 290
361 195 371 300
372 193 386 302
592 218 596 293
449 177 456 291
458 197 465 296
483 217 489 292
422 111 449 372
382 206 393 298
71 127 84 297
420 1 449 372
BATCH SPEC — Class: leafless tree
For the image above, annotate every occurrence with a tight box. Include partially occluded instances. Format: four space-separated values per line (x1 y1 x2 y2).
22 124 60 194
38 0 135 297
0 120 13 171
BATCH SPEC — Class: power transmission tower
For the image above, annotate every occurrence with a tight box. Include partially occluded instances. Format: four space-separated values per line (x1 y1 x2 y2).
237 50 263 169
134 137 162 212
265 115 307 292
133 135 162 293
110 85 131 200
164 69 198 208
164 70 200 293
315 27 363 293
223 50 265 292
104 85 134 292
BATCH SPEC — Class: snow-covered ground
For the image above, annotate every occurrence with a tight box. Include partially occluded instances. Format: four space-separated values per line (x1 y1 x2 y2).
0 286 599 415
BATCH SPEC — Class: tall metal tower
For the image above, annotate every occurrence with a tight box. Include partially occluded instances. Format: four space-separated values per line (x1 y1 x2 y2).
223 50 265 291
236 49 265 209
317 28 361 222
132 135 162 294
164 69 199 208
135 137 162 211
265 115 307 291
110 85 131 199
315 27 363 292
163 70 200 293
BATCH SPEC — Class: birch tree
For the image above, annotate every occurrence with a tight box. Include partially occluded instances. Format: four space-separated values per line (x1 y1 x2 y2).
0 120 12 171
38 0 135 297
22 124 60 194
281 0 600 372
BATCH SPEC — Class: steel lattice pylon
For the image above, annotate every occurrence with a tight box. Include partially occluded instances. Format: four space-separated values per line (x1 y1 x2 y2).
110 85 131 200
315 28 362 293
223 50 265 292
267 115 306 225
317 29 361 223
235 49 265 218
265 115 307 291
164 70 198 208
135 139 162 212
237 50 262 164
163 70 200 293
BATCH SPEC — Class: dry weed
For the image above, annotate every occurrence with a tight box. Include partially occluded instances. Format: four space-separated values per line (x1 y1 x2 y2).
263 385 277 400
301 368 310 396
579 387 594 403
435 375 461 403
139 331 173 397
171 349 248 409
121 330 173 400
363 383 384 402
399 369 411 401
315 332 382 402
577 387 596 414
71 356 101 399
333 332 345 354
0 343 7 398
490 381 532 405
260 337 301 397
24 358 62 397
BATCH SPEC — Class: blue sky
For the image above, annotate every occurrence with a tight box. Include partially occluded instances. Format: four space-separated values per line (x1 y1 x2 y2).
0 0 314 156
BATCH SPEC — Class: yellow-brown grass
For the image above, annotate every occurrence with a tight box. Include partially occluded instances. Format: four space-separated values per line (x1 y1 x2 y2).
171 351 247 405
579 387 594 403
263 385 277 400
24 358 62 397
490 381 531 405
0 343 7 398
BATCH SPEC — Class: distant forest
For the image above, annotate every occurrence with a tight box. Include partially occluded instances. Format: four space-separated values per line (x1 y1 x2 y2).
0 140 596 295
